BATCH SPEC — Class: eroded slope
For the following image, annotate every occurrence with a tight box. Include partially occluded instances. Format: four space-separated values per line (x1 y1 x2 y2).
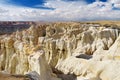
0 22 120 80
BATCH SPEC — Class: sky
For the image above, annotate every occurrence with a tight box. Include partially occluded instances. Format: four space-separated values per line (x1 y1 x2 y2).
0 0 120 21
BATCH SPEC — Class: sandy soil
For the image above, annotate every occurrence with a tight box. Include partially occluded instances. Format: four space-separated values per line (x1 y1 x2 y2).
0 72 30 80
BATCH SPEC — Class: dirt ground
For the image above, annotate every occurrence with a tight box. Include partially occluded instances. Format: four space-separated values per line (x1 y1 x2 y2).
0 72 30 80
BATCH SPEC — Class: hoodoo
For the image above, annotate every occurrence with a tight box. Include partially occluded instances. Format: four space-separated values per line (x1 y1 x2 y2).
0 22 120 80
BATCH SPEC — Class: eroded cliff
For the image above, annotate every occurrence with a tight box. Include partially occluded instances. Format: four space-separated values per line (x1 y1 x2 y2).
0 22 120 80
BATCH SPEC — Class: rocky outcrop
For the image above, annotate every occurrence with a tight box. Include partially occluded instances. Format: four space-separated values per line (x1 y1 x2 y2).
0 22 120 80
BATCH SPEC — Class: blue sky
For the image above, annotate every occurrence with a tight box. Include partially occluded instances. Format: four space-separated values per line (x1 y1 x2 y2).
0 0 120 21
4 0 107 9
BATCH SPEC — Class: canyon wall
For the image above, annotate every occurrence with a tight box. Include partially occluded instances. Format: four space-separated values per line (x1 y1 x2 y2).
0 22 120 80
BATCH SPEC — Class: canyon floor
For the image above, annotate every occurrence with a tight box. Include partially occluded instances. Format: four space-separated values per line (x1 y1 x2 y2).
0 21 120 80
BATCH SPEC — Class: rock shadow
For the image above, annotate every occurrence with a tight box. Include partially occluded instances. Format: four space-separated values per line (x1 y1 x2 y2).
76 54 92 59
53 69 77 80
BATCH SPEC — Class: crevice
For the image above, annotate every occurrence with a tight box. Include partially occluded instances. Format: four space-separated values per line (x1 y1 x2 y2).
76 54 92 59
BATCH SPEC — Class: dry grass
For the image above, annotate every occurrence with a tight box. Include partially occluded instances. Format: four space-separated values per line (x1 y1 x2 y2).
82 20 120 26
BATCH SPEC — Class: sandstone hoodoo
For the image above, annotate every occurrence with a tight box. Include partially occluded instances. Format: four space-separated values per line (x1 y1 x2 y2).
0 22 120 80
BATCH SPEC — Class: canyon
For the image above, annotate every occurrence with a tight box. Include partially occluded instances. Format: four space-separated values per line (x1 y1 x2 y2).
0 21 120 80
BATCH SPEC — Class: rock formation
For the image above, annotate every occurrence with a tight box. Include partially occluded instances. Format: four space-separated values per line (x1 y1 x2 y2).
0 22 120 80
